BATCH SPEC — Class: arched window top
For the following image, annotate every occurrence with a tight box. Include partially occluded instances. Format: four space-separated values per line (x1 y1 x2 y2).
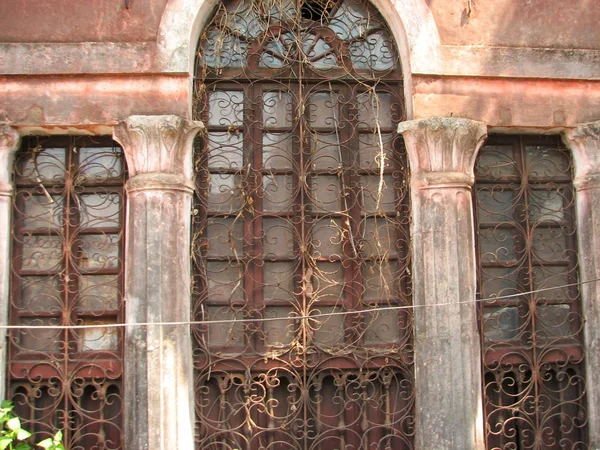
198 0 400 77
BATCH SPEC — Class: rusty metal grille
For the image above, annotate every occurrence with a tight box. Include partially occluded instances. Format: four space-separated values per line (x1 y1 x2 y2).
192 0 414 448
474 135 588 449
9 136 125 449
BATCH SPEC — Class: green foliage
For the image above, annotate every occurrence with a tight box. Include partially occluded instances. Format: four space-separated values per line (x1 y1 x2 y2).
0 401 64 450
36 431 64 450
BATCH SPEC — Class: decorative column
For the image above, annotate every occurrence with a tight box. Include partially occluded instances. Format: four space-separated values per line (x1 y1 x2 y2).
114 115 203 450
0 125 20 403
397 118 487 450
562 121 600 450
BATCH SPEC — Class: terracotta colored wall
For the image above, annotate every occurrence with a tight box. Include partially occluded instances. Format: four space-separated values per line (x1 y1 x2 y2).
0 0 168 43
429 0 600 50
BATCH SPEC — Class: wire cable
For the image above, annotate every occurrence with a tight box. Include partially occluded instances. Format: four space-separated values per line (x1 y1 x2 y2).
1 277 598 330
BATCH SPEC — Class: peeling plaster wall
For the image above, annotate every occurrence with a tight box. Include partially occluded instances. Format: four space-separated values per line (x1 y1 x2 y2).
0 0 168 43
0 0 598 129
429 0 600 50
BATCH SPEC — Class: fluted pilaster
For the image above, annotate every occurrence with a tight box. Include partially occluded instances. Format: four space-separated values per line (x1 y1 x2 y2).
0 124 21 402
113 115 203 450
398 118 487 450
562 120 600 450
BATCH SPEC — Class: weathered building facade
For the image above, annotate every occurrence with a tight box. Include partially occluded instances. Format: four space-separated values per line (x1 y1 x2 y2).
0 0 599 449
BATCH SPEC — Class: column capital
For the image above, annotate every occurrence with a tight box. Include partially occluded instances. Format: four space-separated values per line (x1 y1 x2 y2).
0 124 21 195
562 120 600 190
113 115 204 180
397 118 487 189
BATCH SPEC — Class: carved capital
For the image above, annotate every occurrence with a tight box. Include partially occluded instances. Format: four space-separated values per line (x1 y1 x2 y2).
0 124 21 194
113 115 204 179
397 118 487 189
562 120 600 190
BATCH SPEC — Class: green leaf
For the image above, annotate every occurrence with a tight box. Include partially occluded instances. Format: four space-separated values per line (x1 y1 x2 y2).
6 417 20 431
52 431 62 442
36 438 52 449
0 436 12 450
15 442 32 450
16 428 31 440
1 401 13 410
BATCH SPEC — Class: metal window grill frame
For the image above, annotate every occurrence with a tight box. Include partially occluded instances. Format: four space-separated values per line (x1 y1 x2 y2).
474 135 588 449
192 0 415 448
9 136 125 449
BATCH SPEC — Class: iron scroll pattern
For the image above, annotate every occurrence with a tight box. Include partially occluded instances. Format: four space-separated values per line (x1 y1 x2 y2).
9 137 125 449
192 0 415 448
474 136 588 449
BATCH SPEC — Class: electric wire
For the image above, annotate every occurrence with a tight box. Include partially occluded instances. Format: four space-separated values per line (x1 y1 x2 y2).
1 277 598 330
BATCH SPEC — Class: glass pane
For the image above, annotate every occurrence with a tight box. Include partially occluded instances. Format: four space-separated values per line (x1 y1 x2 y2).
483 306 520 342
349 31 396 70
476 188 516 224
263 174 294 212
310 133 341 170
478 227 517 263
532 266 573 301
528 189 565 222
313 262 345 300
263 306 296 346
362 218 396 258
263 92 293 128
208 132 244 170
202 30 249 69
311 219 344 258
526 146 570 180
475 146 517 179
363 260 398 300
262 218 295 258
532 227 570 263
536 305 573 338
20 235 63 272
207 307 244 347
208 91 244 127
206 262 244 303
76 234 120 270
20 195 64 230
79 321 119 351
78 147 124 181
263 133 294 169
303 34 338 69
17 276 62 312
206 217 243 257
480 267 520 300
76 275 120 312
358 133 393 170
307 92 338 129
17 148 66 183
309 175 342 212
356 92 393 130
312 306 344 348
364 310 400 344
360 175 396 213
207 174 243 213
17 318 62 352
263 262 295 302
79 193 121 228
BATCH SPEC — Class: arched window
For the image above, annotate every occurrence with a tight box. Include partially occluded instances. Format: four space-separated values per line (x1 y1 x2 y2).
474 135 588 448
9 136 125 448
192 0 414 447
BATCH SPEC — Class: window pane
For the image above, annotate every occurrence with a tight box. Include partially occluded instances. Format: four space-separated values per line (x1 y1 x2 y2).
208 91 244 127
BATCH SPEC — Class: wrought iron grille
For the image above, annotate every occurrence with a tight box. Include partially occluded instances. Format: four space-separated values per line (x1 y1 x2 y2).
192 0 414 448
9 136 125 449
474 135 588 449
